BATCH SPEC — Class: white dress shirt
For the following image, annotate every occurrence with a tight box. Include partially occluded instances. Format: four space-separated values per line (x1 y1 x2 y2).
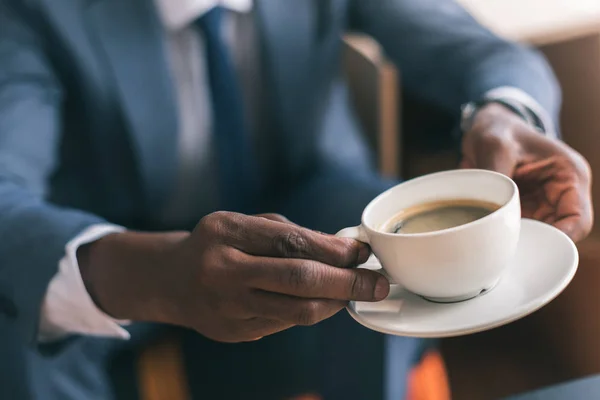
38 0 554 341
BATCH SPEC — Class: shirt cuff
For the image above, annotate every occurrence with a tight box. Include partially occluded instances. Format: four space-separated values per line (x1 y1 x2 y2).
38 224 130 342
483 86 558 139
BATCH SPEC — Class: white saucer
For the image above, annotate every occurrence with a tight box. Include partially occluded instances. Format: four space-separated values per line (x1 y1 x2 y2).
347 219 579 338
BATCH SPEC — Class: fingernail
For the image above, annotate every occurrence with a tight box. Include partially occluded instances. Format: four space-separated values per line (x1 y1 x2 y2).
374 276 390 301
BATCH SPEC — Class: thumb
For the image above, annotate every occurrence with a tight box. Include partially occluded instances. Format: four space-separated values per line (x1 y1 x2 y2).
473 138 518 177
476 153 516 177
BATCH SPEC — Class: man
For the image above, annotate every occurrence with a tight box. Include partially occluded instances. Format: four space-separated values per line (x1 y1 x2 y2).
0 0 593 399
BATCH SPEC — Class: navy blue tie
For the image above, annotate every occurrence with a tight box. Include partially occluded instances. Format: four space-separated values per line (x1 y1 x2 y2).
197 7 259 212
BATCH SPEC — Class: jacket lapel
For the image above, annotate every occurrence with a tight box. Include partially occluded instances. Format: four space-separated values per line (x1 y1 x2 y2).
86 0 178 211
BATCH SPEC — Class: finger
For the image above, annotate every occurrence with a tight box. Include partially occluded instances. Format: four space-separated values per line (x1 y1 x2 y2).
458 158 474 169
515 157 594 242
553 217 584 242
575 187 594 242
256 213 296 225
554 193 593 243
259 215 329 236
243 255 390 302
256 215 331 236
513 157 557 180
222 214 370 268
247 291 347 325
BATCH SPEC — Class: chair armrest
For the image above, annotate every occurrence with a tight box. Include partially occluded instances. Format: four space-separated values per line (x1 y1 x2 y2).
343 34 402 178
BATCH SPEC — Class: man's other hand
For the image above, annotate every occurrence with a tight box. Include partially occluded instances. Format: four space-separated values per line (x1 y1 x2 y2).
460 104 593 242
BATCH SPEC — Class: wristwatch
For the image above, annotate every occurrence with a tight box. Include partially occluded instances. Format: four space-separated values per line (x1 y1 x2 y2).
460 97 546 134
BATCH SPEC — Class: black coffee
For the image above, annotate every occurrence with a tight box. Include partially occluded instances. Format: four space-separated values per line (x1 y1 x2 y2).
384 199 501 234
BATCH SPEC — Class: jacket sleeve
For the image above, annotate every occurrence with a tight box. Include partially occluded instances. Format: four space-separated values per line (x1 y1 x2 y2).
0 0 107 345
349 0 561 124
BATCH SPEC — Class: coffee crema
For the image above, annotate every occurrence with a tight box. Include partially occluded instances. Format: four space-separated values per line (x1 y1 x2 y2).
383 199 502 234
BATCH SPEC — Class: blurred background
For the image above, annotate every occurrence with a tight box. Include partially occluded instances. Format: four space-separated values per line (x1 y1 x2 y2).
341 0 600 398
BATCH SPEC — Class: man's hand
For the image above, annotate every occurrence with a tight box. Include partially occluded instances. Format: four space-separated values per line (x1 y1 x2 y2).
460 104 593 242
78 212 389 343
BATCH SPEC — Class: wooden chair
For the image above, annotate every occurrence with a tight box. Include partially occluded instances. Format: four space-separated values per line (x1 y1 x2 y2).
136 35 451 400
342 34 402 179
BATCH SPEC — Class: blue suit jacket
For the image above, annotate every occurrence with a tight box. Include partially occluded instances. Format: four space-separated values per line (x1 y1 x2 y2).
0 0 559 397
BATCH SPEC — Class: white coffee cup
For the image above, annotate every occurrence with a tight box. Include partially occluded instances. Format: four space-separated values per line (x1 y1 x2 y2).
337 169 521 303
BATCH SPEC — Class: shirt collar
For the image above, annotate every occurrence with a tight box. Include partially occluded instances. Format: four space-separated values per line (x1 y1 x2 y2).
155 0 253 31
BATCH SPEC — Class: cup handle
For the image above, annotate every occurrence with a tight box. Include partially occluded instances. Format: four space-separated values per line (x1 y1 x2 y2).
335 225 369 243
336 226 387 276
